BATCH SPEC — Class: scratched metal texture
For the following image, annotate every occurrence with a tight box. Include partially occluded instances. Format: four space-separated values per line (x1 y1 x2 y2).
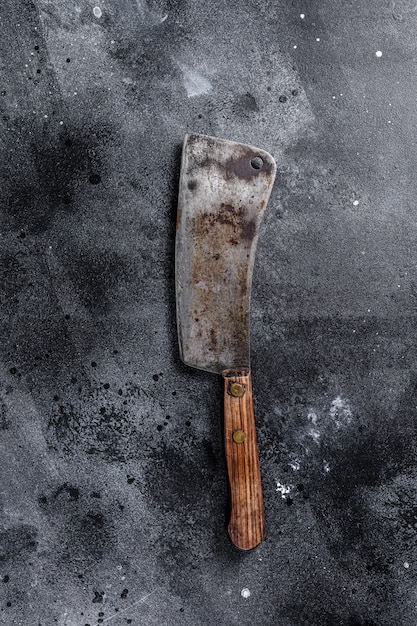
176 133 276 373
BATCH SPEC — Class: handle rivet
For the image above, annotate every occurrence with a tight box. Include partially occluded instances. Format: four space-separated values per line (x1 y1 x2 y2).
233 429 246 444
229 382 245 397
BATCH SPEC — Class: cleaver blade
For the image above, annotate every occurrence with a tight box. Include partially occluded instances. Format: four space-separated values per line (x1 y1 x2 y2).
175 133 276 550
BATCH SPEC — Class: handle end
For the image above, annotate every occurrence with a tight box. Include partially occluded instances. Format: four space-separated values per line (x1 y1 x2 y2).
227 517 265 551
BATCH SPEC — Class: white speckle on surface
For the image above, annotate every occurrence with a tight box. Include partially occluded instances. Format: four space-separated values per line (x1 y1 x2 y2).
289 459 301 471
308 427 321 443
59 121 64 125
316 37 321 42
330 396 352 427
323 460 331 473
293 45 297 49
353 200 359 206
178 63 212 97
404 561 410 569
241 588 251 599
93 6 102 18
332 95 336 99
375 50 382 57
300 13 305 19
276 481 294 498
307 411 321 441
388 120 392 124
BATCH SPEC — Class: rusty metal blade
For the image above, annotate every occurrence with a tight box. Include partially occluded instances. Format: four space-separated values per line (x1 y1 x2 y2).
175 133 276 374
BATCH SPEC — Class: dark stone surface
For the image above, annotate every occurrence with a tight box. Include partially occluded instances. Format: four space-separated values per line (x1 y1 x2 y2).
1 0 417 624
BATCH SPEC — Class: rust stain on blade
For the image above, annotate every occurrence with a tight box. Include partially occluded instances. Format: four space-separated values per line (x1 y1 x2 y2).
175 133 276 374
176 206 182 230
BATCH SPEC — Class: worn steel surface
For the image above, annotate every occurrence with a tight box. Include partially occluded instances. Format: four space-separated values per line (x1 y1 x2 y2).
176 133 276 374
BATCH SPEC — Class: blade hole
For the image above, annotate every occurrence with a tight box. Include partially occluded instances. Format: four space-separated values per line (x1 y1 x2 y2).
250 156 263 170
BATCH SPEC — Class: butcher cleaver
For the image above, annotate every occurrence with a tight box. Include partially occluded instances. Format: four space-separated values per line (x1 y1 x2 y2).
175 133 276 550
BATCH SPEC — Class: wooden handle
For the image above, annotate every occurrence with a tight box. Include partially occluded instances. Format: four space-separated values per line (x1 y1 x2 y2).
222 370 265 550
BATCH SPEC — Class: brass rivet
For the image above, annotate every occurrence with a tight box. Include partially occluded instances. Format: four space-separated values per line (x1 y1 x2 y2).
233 430 246 444
229 382 244 397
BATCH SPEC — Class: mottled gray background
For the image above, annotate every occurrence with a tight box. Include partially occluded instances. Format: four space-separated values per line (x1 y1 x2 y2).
1 1 417 625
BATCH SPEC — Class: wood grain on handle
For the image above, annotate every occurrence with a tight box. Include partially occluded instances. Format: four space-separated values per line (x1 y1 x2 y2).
222 370 265 550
